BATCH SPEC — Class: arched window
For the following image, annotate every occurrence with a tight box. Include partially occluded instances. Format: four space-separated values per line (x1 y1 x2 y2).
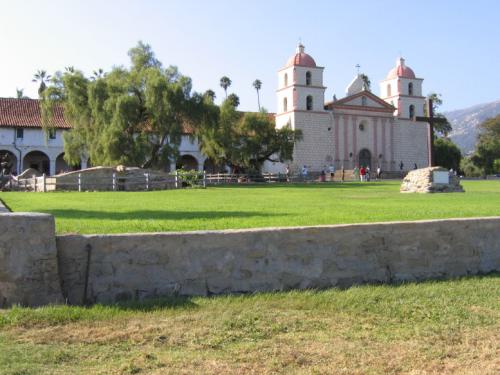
409 105 415 119
361 96 367 106
306 71 312 85
387 84 391 97
408 82 413 96
306 95 313 110
283 97 288 112
284 73 288 87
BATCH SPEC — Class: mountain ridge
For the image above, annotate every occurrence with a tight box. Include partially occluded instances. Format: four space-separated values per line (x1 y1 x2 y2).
445 99 500 154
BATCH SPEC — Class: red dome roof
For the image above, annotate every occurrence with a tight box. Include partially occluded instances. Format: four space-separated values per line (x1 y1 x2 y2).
286 43 317 68
386 57 416 79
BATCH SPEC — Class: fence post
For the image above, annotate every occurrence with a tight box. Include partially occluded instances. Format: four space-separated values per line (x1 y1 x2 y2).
145 172 149 191
112 172 116 191
174 170 178 189
203 170 206 188
78 173 82 192
42 173 46 192
33 175 37 192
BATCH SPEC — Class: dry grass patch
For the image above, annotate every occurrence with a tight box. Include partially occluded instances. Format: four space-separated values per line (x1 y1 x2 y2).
1 274 498 374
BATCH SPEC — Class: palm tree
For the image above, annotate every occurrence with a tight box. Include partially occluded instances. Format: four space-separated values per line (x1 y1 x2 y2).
204 89 216 102
220 76 232 98
16 88 27 99
253 79 262 110
91 68 105 80
32 70 51 96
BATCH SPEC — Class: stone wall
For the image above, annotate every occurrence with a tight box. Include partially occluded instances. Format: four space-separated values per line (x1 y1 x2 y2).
1 212 499 307
57 217 500 305
0 213 63 307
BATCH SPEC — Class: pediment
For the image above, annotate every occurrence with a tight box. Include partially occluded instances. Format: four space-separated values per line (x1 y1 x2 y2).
327 91 395 112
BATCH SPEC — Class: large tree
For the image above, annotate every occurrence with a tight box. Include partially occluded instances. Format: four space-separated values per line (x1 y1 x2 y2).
471 115 500 175
42 41 204 169
434 137 462 171
195 98 302 173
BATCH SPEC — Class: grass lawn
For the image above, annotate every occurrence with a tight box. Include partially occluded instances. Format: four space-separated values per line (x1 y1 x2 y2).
0 274 498 374
1 180 499 234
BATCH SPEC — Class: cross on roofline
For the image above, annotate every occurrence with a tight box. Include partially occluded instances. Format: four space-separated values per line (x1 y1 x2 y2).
355 64 361 75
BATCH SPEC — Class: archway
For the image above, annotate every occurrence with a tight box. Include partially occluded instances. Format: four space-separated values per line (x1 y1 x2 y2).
56 153 81 174
0 150 18 175
176 154 198 171
358 149 372 169
23 151 50 175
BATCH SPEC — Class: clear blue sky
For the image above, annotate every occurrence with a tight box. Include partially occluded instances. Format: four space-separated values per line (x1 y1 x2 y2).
1 0 498 112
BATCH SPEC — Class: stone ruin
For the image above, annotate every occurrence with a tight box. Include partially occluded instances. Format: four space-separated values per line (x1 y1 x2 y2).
400 166 464 193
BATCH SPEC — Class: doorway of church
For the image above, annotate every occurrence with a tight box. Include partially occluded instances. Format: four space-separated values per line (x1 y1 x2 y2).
358 149 372 169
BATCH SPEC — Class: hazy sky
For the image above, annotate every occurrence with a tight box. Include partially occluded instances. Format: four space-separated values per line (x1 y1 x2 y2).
1 0 498 112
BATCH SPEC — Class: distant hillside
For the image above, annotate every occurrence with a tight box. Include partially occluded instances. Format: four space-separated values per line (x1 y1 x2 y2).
446 100 500 154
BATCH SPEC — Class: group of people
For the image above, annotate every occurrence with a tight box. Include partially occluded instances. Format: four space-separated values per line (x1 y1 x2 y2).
352 166 381 182
285 163 383 182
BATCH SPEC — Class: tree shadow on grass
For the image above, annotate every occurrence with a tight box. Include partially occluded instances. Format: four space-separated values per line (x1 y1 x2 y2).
42 209 288 222
209 182 398 189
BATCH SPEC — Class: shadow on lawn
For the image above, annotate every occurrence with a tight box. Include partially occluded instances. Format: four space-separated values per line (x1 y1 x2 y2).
42 209 287 221
210 182 398 189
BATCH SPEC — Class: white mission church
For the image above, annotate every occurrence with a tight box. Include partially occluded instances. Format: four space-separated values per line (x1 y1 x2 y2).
0 44 430 175
272 43 429 173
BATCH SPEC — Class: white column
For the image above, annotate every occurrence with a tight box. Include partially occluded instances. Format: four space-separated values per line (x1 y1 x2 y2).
80 157 88 170
197 156 205 172
49 158 56 176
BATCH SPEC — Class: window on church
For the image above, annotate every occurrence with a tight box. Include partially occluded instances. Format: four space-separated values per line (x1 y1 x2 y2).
283 97 288 112
306 95 313 110
361 97 367 106
408 82 413 96
284 73 288 87
306 71 311 85
16 128 24 139
387 84 391 97
409 105 415 119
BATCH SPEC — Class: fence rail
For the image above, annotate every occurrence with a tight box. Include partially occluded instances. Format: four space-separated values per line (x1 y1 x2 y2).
9 170 398 192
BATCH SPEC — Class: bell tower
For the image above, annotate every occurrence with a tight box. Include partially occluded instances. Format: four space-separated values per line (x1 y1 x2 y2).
276 43 326 129
380 57 426 120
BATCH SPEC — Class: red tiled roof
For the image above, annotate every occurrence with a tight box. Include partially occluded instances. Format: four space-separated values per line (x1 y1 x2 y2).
0 97 276 132
0 98 71 129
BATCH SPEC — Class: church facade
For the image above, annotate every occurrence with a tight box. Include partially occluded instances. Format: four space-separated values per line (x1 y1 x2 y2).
274 44 430 172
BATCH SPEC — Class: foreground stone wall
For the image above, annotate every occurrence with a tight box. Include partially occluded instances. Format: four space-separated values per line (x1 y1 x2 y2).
0 213 63 307
1 212 499 307
57 217 500 305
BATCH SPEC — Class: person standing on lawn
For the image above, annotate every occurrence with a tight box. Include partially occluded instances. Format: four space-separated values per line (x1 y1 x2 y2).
360 166 366 182
329 164 336 181
353 166 359 181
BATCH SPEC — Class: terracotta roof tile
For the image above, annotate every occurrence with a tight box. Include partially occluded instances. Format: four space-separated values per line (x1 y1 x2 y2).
0 98 71 129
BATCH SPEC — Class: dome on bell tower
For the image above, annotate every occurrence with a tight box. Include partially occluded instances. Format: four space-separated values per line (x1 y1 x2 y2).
386 57 416 79
285 43 317 68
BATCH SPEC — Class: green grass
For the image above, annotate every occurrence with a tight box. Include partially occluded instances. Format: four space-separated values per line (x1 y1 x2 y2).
1 180 499 234
1 274 498 374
